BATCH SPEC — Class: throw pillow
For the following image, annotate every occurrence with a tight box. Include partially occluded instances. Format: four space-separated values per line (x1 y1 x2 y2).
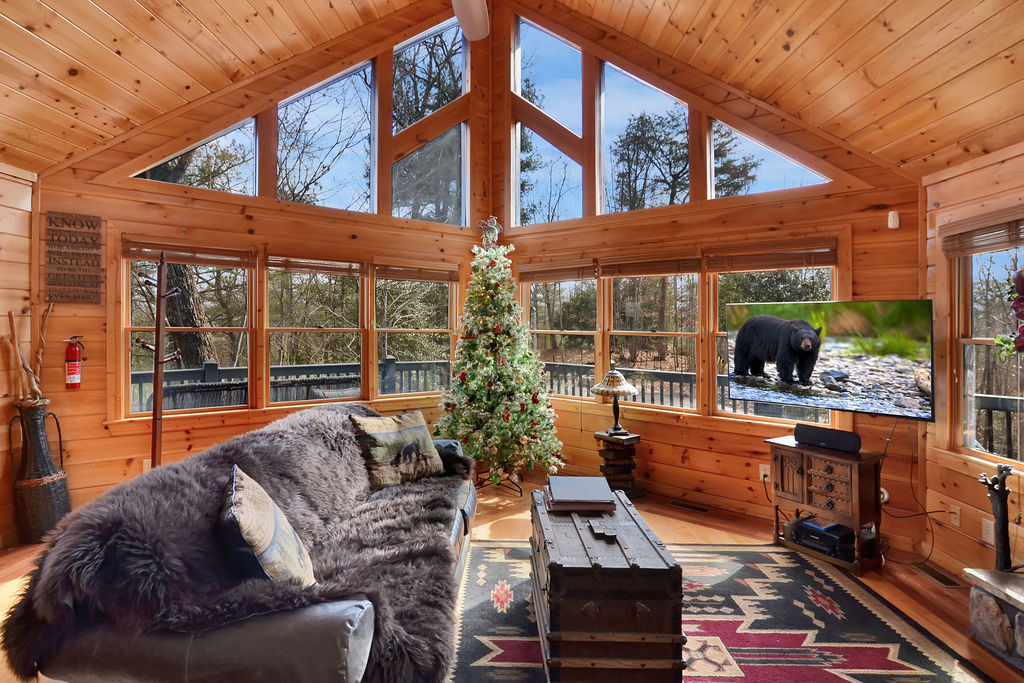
350 409 445 489
220 465 316 587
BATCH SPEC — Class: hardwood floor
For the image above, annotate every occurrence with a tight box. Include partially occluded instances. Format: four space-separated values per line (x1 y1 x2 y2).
0 481 1018 681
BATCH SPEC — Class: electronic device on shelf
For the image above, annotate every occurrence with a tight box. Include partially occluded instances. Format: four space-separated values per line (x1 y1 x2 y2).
783 514 857 563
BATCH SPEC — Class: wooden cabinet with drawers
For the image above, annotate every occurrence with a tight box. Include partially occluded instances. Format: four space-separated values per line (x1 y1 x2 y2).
768 435 883 575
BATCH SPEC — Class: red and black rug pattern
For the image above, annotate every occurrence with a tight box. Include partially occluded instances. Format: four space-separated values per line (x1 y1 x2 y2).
447 541 986 682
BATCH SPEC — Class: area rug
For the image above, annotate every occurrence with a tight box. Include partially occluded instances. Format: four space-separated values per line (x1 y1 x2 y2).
448 541 987 682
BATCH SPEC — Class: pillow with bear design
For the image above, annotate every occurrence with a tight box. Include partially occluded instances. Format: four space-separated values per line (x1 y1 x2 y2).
350 410 444 489
220 465 316 587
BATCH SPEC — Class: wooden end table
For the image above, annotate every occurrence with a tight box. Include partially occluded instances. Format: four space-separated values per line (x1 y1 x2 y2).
594 430 647 499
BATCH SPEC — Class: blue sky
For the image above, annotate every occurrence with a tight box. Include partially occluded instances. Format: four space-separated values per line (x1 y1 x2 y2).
518 18 826 210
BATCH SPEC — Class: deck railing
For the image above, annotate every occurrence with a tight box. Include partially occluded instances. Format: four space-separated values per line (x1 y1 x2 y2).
130 356 449 410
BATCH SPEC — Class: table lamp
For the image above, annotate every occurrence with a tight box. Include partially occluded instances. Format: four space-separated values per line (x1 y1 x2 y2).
591 366 638 436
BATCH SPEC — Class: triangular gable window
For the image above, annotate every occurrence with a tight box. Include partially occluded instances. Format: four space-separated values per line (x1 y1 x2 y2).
603 63 690 214
136 120 256 196
712 120 827 197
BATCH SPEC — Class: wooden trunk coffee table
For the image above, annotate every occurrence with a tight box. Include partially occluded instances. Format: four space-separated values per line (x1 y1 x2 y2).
529 486 685 682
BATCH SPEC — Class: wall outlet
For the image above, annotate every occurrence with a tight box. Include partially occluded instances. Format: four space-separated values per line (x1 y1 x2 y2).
143 458 152 473
948 505 960 527
982 518 996 545
759 464 771 481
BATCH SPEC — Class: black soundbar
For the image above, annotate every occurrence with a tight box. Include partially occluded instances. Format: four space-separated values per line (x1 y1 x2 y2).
792 424 861 453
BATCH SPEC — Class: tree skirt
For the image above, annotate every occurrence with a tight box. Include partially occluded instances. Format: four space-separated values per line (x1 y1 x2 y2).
447 541 986 682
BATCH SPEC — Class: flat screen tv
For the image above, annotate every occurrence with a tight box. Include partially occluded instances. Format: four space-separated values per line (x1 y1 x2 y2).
725 299 934 421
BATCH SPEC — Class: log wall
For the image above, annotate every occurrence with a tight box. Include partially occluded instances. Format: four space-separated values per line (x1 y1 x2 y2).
924 142 1024 574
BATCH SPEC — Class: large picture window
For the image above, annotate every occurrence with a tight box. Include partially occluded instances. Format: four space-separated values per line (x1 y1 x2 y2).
375 266 456 395
957 238 1024 460
277 64 373 211
609 271 699 408
122 245 458 415
267 258 364 403
125 244 253 414
526 274 597 397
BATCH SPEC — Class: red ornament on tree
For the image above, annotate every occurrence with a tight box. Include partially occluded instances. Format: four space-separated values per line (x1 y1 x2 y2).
531 393 539 404
458 371 466 381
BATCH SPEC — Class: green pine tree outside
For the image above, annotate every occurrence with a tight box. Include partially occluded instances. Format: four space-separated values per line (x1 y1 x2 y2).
435 242 564 482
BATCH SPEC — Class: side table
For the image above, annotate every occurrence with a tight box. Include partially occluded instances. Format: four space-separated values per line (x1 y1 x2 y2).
594 430 646 499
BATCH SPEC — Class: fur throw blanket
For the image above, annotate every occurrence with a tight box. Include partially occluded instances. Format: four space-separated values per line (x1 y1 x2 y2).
2 404 472 682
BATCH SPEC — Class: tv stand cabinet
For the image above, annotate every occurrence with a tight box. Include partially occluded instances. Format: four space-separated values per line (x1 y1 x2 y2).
768 435 883 575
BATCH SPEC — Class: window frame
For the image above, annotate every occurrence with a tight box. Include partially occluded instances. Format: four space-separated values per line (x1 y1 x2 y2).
524 274 599 399
953 244 1024 462
606 271 700 410
371 265 459 397
123 245 257 417
516 232 851 427
266 257 366 405
119 243 460 419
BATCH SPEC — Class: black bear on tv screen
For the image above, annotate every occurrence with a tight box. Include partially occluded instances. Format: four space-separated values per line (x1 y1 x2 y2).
725 300 934 421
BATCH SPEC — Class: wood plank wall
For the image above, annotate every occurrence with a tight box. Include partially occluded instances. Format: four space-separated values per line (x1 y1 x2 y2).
924 142 1024 575
509 184 927 554
0 2 952 571
26 172 475 513
0 168 35 547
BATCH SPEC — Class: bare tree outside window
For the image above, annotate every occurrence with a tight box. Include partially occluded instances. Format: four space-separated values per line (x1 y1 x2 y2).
136 121 256 195
277 64 373 211
393 22 464 132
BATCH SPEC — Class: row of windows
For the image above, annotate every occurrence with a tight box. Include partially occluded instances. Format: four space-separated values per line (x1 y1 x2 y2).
127 257 454 414
135 18 825 227
126 252 833 426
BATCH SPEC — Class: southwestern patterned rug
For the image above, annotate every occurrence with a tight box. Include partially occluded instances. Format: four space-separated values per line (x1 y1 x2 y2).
448 541 987 682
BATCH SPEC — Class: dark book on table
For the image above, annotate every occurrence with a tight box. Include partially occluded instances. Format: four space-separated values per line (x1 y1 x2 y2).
545 476 616 512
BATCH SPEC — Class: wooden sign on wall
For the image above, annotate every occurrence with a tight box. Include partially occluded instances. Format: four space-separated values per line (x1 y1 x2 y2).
45 211 104 303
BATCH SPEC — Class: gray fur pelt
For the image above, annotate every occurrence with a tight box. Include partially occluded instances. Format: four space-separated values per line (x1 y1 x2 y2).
2 404 472 682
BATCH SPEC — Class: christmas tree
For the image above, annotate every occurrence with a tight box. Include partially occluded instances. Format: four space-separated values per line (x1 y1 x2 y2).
436 218 563 483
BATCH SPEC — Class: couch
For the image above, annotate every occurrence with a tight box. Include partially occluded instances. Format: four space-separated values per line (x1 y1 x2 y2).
2 403 476 682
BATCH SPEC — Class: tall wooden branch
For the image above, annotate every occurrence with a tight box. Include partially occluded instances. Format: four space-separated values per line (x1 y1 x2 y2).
6 311 42 400
33 302 54 380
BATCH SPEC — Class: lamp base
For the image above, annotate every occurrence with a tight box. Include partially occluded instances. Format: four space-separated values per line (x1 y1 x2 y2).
605 425 630 436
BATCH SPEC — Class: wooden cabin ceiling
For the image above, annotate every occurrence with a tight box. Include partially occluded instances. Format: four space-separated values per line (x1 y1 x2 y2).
0 0 1020 181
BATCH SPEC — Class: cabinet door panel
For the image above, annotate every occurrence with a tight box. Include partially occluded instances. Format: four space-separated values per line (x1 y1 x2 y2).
773 448 805 503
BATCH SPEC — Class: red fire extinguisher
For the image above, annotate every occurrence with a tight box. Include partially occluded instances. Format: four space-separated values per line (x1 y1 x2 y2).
65 337 84 390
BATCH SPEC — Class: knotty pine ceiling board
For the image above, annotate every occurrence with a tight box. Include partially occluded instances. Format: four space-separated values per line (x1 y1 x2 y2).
0 0 1021 181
